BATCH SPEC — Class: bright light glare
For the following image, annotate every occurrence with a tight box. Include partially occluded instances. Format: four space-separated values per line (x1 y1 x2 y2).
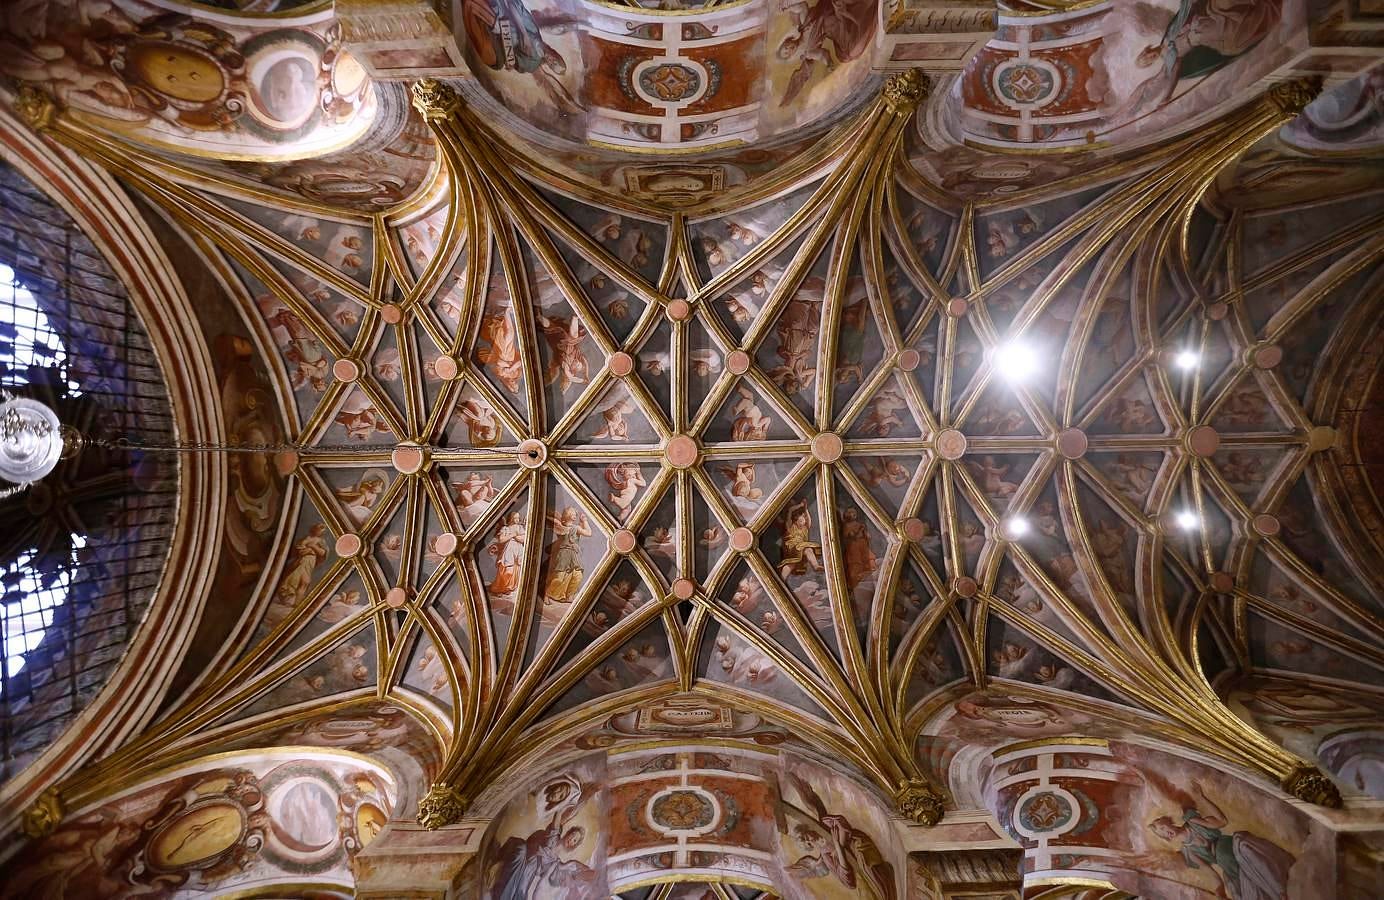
996 342 1039 383
1004 517 1030 539
1175 510 1199 531
1175 350 1199 370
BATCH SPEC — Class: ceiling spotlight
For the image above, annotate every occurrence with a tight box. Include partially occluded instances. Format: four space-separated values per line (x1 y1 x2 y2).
995 342 1039 383
1174 350 1199 370
1175 510 1199 531
1004 517 1029 539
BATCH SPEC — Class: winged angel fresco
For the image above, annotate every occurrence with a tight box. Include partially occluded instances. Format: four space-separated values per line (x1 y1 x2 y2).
782 772 895 900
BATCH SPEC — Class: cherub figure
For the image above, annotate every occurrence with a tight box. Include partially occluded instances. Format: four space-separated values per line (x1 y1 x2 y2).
604 462 646 522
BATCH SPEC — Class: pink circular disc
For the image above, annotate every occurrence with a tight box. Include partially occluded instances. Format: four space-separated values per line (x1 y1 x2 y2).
434 532 459 556
726 350 752 375
609 352 635 377
936 429 968 460
1210 572 1235 594
335 533 363 557
434 355 459 380
1057 428 1088 460
666 299 692 322
392 445 426 475
953 576 979 599
672 578 697 600
666 435 700 469
273 450 299 476
380 303 404 324
902 518 927 542
1308 426 1337 452
385 587 409 608
517 439 547 468
729 527 755 552
1252 344 1283 370
612 529 638 554
1206 302 1229 321
332 358 361 383
1252 514 1281 537
897 349 922 372
946 298 968 318
1187 425 1220 458
812 432 844 463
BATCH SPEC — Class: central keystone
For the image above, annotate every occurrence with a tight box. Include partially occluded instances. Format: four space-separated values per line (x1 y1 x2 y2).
665 435 700 469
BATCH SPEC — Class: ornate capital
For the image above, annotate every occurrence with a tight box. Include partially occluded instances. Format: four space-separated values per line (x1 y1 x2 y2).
21 786 63 839
417 782 468 829
411 78 462 122
1267 76 1323 118
12 86 57 133
883 69 932 114
895 777 946 825
1283 764 1342 808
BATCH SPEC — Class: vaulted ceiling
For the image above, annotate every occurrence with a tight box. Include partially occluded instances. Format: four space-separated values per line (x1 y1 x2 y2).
0 1 1382 897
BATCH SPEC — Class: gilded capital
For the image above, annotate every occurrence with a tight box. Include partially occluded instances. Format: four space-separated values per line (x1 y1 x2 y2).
417 782 468 829
1266 76 1323 118
894 776 946 825
21 786 63 839
411 78 462 121
12 86 57 133
883 69 932 114
1282 764 1342 808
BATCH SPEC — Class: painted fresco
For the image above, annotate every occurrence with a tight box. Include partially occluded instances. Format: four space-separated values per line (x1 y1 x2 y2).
0 1 377 157
981 740 1331 898
476 745 902 898
1 753 393 899
455 0 874 153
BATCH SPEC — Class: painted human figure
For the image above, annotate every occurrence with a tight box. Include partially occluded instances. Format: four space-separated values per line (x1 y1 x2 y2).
453 472 497 526
719 462 764 517
335 470 387 524
592 395 634 441
461 0 585 114
730 386 771 441
785 773 896 900
487 512 527 596
538 314 590 393
779 499 823 579
840 508 877 592
278 523 327 601
486 776 595 899
604 462 645 522
968 455 1017 498
543 507 592 604
860 389 908 437
456 397 503 447
477 311 523 393
1137 0 1282 97
1144 772 1295 900
770 295 821 393
777 0 877 105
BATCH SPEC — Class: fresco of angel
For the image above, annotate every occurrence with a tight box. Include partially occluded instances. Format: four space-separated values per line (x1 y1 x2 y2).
543 507 592 604
452 472 498 527
487 512 527 598
604 462 646 522
776 0 876 106
783 771 896 900
730 386 772 442
455 397 503 447
538 313 590 393
477 311 523 393
335 469 389 524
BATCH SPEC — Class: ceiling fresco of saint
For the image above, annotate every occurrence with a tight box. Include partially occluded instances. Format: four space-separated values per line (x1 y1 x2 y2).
0 0 1381 897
